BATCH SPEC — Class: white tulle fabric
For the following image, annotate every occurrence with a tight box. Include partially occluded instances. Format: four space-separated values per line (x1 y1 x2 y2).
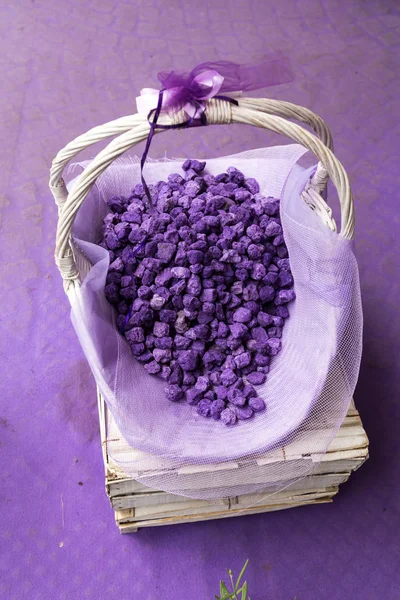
67 145 362 499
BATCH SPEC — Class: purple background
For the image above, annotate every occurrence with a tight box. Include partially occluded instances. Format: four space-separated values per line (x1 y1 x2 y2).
1 1 399 599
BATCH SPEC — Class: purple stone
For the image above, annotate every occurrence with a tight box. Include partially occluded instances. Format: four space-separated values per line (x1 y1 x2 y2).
105 231 120 250
190 160 206 173
150 294 166 310
154 336 173 350
192 340 206 354
160 366 171 380
186 274 201 296
259 285 275 303
235 268 248 281
275 289 296 305
165 384 184 402
265 338 282 356
275 306 290 318
243 384 257 399
156 242 176 263
248 397 266 412
194 375 209 392
210 371 221 385
177 350 200 371
251 327 268 343
251 263 266 281
234 351 252 369
203 349 225 370
264 221 282 237
182 294 201 312
202 302 215 315
277 270 294 288
126 327 145 343
263 199 280 216
257 311 273 327
232 307 252 323
138 285 152 299
105 283 120 304
273 235 285 247
263 272 278 285
153 321 170 337
197 399 212 417
201 288 217 303
159 309 177 324
144 361 161 375
155 268 174 286
227 335 242 350
234 189 251 203
277 258 290 270
171 266 191 279
106 271 122 285
174 335 191 350
254 353 270 366
244 178 260 194
217 322 229 338
229 323 248 339
197 311 213 324
108 196 125 213
193 324 209 341
246 371 266 385
145 334 155 349
170 280 186 296
168 364 183 385
244 301 259 315
246 224 263 242
220 368 237 386
187 249 204 265
130 342 145 356
227 388 246 406
186 387 203 405
234 404 254 420
109 257 124 272
136 350 153 363
220 408 237 426
153 348 172 363
242 283 259 302
247 244 262 260
216 385 228 400
183 372 196 386
210 399 226 420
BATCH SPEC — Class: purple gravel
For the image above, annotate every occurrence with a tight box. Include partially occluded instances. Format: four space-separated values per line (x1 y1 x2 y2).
101 161 296 426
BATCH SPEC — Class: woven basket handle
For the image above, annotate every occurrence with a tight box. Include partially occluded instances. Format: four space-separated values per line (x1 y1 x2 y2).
49 98 333 208
50 98 353 290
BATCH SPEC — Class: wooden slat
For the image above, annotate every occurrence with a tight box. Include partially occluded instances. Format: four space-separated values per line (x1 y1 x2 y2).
117 493 338 533
97 392 368 531
111 472 350 510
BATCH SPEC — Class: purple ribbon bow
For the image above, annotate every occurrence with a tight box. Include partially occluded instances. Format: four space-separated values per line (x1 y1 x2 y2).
139 54 293 208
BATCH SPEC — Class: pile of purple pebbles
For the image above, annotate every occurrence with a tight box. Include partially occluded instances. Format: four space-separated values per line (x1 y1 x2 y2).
100 160 295 426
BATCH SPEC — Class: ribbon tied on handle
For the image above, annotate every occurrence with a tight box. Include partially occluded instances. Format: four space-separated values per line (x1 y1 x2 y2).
136 55 293 209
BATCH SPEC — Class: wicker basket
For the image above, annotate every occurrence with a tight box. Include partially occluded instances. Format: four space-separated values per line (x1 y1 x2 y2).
49 98 363 528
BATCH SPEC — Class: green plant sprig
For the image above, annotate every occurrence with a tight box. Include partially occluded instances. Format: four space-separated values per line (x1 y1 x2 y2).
215 560 251 600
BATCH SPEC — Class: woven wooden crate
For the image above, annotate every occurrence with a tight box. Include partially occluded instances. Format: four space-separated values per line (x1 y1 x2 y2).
98 391 368 533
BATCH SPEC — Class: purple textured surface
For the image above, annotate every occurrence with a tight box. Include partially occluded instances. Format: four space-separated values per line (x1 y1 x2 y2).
1 1 399 599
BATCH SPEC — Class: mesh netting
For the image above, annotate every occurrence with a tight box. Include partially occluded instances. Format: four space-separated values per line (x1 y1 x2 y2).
67 145 362 500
